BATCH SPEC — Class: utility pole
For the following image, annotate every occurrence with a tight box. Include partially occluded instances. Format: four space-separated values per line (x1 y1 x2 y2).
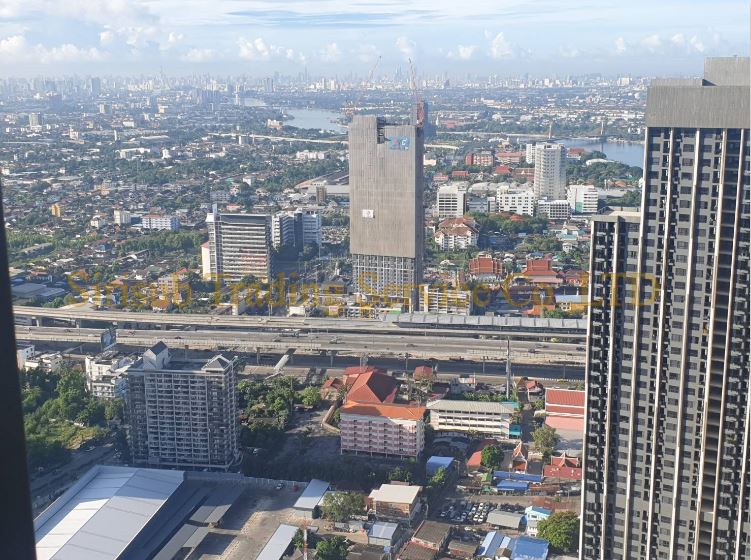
505 338 511 399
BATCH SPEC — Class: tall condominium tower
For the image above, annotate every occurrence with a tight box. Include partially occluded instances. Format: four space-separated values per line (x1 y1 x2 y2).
581 58 750 560
533 143 567 200
349 115 424 306
206 208 272 283
124 343 239 471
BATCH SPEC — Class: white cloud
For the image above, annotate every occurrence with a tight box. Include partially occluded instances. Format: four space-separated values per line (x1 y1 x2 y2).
99 30 115 46
181 47 213 63
319 42 341 63
689 35 705 53
456 44 477 60
558 46 580 59
0 34 105 63
37 43 105 63
161 31 183 50
489 32 513 59
614 36 627 54
237 37 304 63
356 44 380 64
640 34 662 52
0 34 26 57
670 33 685 47
238 37 272 60
395 36 415 60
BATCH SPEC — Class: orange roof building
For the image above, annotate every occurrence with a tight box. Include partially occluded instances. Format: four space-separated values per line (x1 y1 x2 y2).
345 370 398 404
340 401 426 459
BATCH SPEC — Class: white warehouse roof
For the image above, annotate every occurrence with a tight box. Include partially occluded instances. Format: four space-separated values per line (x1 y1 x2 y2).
368 484 422 504
35 465 184 560
293 479 330 511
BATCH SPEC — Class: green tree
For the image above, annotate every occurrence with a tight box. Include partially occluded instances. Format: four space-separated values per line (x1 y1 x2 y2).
533 399 545 411
481 445 505 469
537 511 580 553
315 536 349 560
320 492 365 522
388 465 413 483
300 386 323 408
532 424 560 455
428 467 447 489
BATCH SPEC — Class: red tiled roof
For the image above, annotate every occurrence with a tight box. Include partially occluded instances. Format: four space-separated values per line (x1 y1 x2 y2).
346 370 398 404
545 388 585 408
543 465 582 481
551 455 580 468
340 402 426 421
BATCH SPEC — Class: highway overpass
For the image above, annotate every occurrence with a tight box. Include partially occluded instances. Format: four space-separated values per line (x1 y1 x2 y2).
15 325 585 365
13 306 586 340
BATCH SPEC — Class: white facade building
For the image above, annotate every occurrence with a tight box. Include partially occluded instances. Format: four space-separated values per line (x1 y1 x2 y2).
567 184 599 214
421 285 473 315
427 399 518 438
533 143 567 201
141 214 179 231
496 185 536 216
536 199 571 221
436 182 468 219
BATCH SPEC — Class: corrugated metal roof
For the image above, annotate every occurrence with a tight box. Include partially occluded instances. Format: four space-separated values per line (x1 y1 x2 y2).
368 522 398 539
486 510 524 529
294 479 330 511
257 524 299 560
427 399 517 415
35 466 184 560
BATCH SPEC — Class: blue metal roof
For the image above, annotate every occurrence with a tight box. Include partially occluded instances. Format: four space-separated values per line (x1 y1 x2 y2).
426 456 454 475
511 535 549 560
497 480 529 491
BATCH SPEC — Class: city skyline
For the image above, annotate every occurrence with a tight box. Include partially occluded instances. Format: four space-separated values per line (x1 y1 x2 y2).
0 1 746 77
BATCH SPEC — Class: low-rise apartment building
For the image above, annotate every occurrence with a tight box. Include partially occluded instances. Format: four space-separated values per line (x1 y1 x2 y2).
339 402 426 458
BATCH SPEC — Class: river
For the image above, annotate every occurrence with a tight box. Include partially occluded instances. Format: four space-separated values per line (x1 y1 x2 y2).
284 108 346 133
559 138 644 168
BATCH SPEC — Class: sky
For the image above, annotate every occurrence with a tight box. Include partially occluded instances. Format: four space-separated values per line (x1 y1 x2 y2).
0 0 747 78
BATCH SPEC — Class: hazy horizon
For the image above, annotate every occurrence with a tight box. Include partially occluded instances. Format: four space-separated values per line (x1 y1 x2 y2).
0 0 747 78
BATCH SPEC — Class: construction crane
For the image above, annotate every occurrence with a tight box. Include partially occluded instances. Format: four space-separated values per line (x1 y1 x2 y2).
344 55 381 119
408 57 425 127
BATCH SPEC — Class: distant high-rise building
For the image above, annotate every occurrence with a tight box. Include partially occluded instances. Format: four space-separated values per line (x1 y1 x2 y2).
124 343 239 471
436 182 468 219
533 143 567 200
581 58 750 560
349 115 424 307
27 112 40 128
525 143 536 164
89 76 101 97
272 209 321 250
206 209 273 282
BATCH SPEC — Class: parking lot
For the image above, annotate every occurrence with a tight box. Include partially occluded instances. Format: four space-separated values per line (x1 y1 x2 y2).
190 484 303 560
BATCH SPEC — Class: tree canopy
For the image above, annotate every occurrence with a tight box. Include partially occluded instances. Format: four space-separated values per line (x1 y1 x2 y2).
537 511 580 553
532 424 560 455
320 492 365 522
481 445 505 469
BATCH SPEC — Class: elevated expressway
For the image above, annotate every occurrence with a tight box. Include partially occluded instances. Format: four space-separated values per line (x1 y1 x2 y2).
13 306 586 341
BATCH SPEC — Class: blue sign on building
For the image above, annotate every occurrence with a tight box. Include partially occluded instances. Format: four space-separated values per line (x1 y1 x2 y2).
387 136 411 150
